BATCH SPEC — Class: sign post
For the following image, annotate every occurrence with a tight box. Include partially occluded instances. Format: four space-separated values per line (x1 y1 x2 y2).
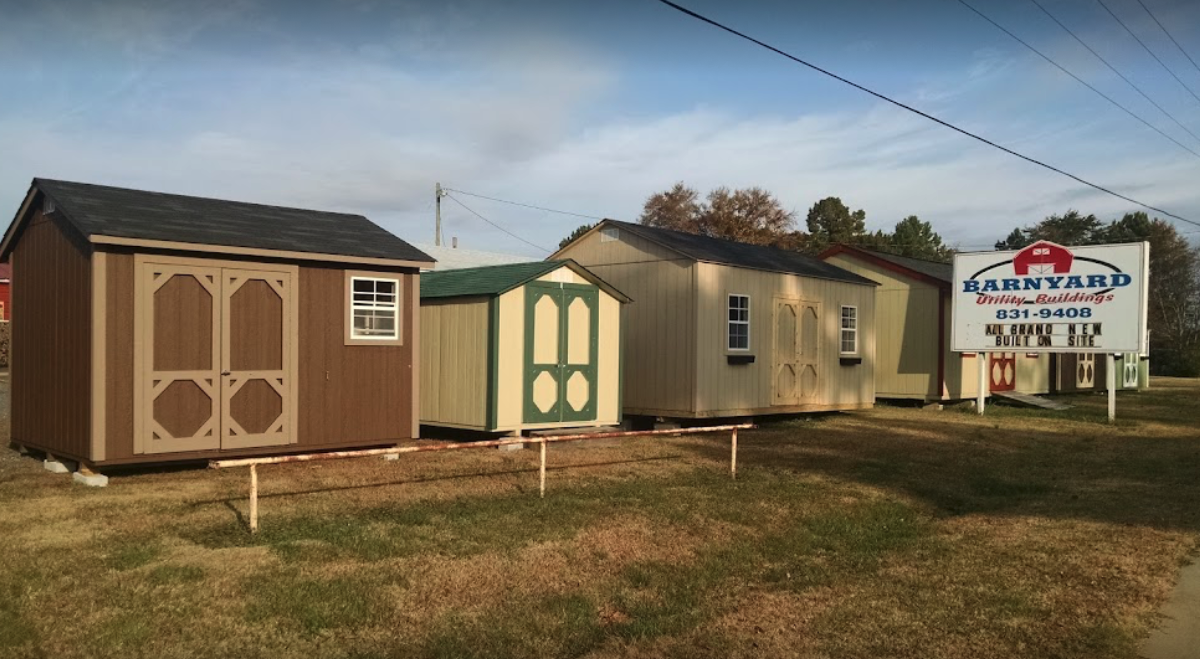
951 241 1149 419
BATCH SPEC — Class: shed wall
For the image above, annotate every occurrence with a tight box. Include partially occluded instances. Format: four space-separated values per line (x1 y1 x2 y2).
11 209 92 460
694 262 876 416
824 255 942 399
102 254 417 463
419 297 489 429
554 228 696 415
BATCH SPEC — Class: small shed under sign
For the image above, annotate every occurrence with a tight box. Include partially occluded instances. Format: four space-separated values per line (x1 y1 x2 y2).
420 260 629 433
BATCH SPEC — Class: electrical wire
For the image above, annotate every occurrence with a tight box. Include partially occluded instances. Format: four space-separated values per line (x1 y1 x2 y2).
442 188 607 221
1134 0 1200 77
653 0 1200 229
1095 0 1200 106
443 193 553 253
1022 0 1200 145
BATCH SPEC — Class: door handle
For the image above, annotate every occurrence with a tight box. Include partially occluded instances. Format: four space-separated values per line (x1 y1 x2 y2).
221 370 231 376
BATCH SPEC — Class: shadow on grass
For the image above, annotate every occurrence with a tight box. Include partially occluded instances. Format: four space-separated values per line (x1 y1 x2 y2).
679 381 1200 533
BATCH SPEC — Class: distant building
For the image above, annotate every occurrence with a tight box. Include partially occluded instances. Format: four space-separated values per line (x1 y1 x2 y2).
414 242 534 271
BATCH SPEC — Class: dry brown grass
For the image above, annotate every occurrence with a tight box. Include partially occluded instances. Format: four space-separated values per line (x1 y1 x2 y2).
1 378 1198 658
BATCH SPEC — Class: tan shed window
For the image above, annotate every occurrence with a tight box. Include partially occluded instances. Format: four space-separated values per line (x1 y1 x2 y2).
728 295 750 351
346 274 403 345
840 306 858 355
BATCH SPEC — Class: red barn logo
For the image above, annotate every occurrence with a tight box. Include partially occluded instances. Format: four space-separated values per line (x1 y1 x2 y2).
1013 241 1073 275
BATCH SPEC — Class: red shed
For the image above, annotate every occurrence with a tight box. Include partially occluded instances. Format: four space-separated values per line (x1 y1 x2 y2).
0 262 9 320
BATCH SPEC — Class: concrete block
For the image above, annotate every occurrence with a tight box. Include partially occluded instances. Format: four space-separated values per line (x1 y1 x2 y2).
383 453 400 461
497 442 525 451
43 459 71 474
73 471 109 487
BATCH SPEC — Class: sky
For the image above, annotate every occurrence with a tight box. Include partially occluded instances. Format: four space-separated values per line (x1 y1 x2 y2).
2 0 1200 256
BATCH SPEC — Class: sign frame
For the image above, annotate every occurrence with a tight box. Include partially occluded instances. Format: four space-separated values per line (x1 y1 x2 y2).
951 240 1149 355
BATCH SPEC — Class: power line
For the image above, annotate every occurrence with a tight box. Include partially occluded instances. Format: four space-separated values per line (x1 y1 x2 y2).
443 188 607 222
442 193 553 253
1095 0 1200 106
1023 0 1200 146
653 0 1200 229
1134 0 1200 77
957 0 1200 159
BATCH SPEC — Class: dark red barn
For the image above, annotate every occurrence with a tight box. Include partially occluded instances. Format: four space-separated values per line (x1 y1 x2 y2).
1013 241 1073 275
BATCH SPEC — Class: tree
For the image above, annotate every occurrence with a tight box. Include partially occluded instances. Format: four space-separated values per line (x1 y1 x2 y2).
639 182 799 248
559 223 594 250
880 215 953 262
994 210 1103 249
805 197 866 253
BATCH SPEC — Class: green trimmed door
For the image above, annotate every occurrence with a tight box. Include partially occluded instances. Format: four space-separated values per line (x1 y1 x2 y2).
524 282 599 424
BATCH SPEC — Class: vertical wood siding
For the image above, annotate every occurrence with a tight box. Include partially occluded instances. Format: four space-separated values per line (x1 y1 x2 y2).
105 252 136 460
419 297 489 429
104 257 415 463
694 263 876 415
12 210 91 459
555 229 696 414
297 266 415 445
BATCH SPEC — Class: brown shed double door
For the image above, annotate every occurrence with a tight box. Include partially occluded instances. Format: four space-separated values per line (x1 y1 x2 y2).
134 256 299 454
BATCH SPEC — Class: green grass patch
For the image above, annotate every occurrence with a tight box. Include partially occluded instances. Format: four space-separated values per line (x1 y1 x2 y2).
104 543 161 571
247 573 382 636
147 564 205 586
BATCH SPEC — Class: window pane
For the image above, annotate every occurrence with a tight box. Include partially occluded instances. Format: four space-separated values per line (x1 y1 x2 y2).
353 279 374 293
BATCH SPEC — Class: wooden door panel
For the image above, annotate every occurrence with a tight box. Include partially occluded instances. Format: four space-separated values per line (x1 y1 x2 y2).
561 286 598 422
989 352 1016 392
772 300 799 405
1123 353 1139 388
137 264 221 454
1076 353 1096 389
798 303 821 400
221 269 294 450
524 284 564 423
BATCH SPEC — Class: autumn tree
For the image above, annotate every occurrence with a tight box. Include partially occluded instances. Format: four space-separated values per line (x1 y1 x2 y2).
558 223 594 250
639 183 799 248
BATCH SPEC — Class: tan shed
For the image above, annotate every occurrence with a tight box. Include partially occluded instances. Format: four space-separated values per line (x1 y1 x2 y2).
1 179 434 472
820 244 1051 402
420 260 628 433
553 220 877 419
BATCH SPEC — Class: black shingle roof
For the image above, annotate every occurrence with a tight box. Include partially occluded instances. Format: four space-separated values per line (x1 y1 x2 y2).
857 248 953 283
29 179 433 263
603 220 876 286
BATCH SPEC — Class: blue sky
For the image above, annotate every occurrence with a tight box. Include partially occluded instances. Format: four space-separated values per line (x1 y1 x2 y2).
2 0 1200 255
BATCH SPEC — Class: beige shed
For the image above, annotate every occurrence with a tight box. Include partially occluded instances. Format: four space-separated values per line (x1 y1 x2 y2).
553 220 877 419
419 260 628 433
820 244 1051 402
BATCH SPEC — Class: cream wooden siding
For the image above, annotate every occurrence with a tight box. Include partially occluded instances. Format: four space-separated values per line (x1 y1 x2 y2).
419 297 489 429
824 255 939 399
555 228 696 415
1015 353 1051 394
694 262 875 416
493 279 622 432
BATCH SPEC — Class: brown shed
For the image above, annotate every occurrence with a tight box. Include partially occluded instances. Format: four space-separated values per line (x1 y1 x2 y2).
1 179 433 471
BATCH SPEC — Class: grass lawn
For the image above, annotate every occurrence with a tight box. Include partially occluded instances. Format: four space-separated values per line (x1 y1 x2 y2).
2 378 1198 658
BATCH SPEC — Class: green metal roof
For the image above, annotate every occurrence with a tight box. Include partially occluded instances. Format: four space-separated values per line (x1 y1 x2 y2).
420 259 631 302
421 260 565 299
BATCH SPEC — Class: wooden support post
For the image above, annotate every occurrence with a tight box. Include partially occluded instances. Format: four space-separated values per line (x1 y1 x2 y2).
1107 353 1116 423
249 464 259 534
730 428 738 479
539 440 547 499
977 353 988 416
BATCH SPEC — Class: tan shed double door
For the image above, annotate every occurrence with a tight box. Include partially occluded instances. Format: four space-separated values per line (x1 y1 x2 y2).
134 257 299 454
773 299 821 405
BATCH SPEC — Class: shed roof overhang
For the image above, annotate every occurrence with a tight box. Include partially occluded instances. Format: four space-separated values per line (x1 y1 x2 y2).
819 243 951 291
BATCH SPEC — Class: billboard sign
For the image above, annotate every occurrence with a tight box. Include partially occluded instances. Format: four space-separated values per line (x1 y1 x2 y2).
951 241 1148 353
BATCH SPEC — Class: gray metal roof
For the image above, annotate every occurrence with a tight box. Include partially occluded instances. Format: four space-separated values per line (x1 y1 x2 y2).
602 220 876 286
414 243 535 271
26 178 433 263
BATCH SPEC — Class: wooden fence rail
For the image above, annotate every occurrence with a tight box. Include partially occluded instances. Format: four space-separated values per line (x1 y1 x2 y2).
210 424 752 533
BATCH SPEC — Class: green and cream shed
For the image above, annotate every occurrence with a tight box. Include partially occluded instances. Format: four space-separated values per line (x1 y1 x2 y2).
419 260 629 433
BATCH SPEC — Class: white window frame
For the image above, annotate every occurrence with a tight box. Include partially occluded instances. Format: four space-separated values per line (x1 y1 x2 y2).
348 275 402 344
840 305 858 356
727 294 751 352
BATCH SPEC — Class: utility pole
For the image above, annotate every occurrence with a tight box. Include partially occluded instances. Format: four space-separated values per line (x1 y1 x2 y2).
434 182 443 246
